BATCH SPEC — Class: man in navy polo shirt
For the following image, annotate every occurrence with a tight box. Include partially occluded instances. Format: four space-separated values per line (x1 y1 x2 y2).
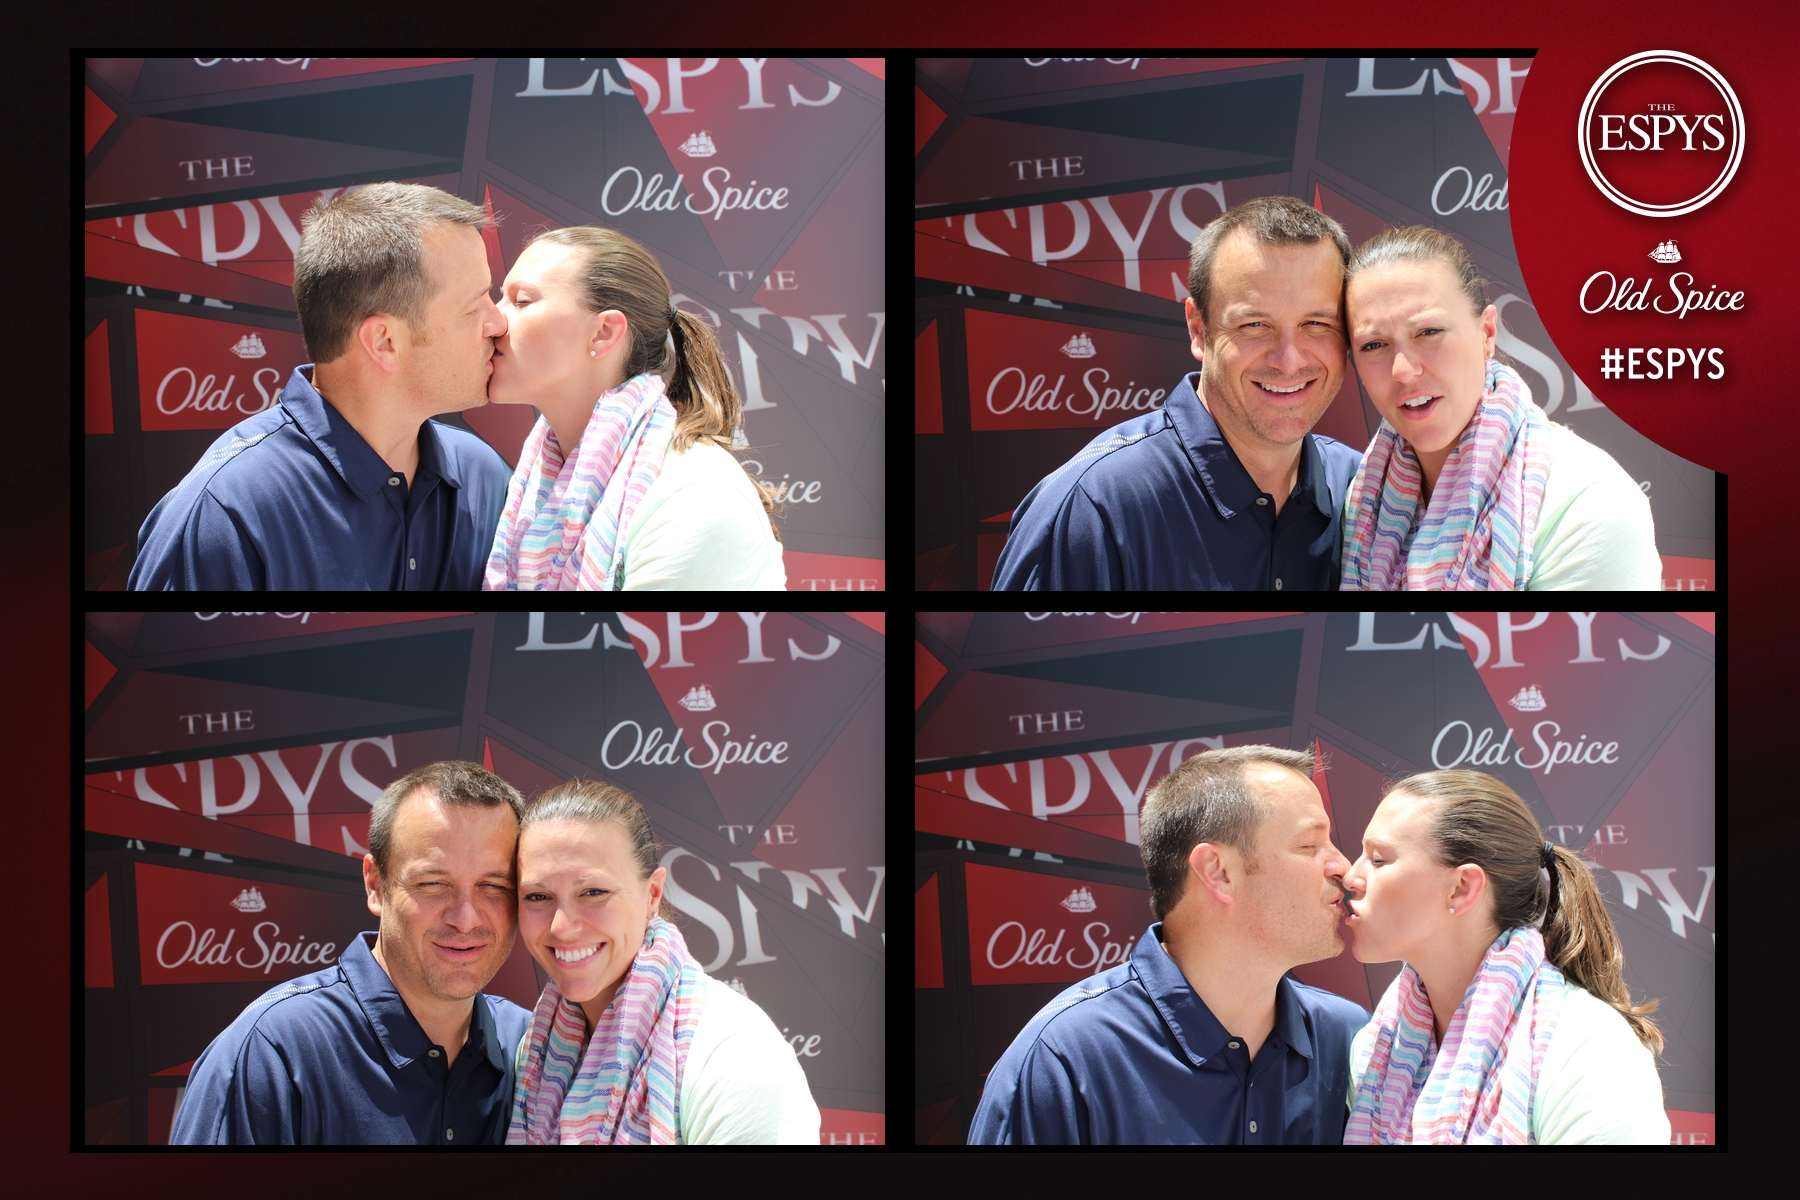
969 745 1368 1144
991 195 1363 590
171 761 531 1144
129 182 513 590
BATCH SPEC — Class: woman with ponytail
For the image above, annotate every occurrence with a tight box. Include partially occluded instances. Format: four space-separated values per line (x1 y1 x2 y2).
1340 770 1669 1144
483 226 785 589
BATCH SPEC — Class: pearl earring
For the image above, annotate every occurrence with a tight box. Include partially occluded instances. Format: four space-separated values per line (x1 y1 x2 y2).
1448 907 1455 915
590 350 597 357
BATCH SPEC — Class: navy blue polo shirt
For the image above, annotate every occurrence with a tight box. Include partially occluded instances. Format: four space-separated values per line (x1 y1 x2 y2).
967 922 1368 1145
168 931 532 1145
990 372 1362 590
128 365 511 590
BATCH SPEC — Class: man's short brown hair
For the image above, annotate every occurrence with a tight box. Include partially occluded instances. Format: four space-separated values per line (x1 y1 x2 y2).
1139 744 1316 920
1186 195 1352 330
292 181 492 363
365 760 524 882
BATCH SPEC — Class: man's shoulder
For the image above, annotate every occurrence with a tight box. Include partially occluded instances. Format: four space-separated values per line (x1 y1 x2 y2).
480 991 534 1042
427 419 512 485
179 408 308 500
1057 410 1182 495
1285 975 1371 1037
199 965 358 1061
1007 963 1144 1055
1309 432 1364 485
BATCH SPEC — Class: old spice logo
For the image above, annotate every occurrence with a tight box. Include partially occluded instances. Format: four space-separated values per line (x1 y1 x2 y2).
679 130 717 157
1507 685 1547 712
986 920 1137 972
229 332 267 359
1060 886 1096 913
1433 720 1619 774
1649 240 1681 264
1059 332 1096 358
679 685 717 712
230 886 266 912
157 919 339 975
156 366 282 418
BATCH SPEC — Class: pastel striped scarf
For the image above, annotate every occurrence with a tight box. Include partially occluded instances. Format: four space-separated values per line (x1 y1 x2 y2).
1345 926 1563 1145
505 916 704 1145
483 371 678 590
1339 360 1550 590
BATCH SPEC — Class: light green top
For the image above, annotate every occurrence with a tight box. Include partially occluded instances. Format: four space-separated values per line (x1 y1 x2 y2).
617 441 787 590
1348 982 1671 1145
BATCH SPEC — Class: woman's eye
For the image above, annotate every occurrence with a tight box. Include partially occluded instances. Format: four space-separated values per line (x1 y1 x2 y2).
1359 341 1382 352
1370 858 1383 866
585 888 609 898
513 296 530 307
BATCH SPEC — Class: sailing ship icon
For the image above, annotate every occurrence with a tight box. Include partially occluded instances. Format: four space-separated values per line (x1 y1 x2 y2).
229 332 267 359
679 685 717 712
1649 240 1681 264
1060 886 1097 913
230 887 267 913
1507 685 1547 712
679 130 717 158
1059 332 1096 358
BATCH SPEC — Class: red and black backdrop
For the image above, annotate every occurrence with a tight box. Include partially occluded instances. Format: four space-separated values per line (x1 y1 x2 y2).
915 611 1714 1144
84 58 886 591
914 59 1718 591
84 611 885 1145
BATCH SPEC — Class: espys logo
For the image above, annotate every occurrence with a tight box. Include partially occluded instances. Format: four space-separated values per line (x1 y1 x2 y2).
1578 50 1745 217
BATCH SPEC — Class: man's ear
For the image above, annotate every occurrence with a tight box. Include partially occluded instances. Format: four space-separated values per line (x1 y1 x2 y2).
356 313 403 375
1183 296 1208 365
1187 841 1238 907
363 853 384 919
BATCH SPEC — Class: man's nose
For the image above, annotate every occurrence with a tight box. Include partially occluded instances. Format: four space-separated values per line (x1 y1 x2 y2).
1265 331 1309 375
441 889 480 930
485 299 508 338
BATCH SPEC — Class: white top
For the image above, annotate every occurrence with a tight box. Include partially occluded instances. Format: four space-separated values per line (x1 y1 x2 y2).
619 441 787 590
677 975 821 1145
1524 422 1663 590
1348 983 1672 1145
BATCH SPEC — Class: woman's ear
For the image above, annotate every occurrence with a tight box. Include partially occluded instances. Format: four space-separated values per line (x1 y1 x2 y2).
592 309 630 359
1450 863 1488 917
1480 303 1498 358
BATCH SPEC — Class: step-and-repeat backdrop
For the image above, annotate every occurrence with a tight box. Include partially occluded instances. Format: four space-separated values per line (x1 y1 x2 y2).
85 58 886 591
915 612 1713 1144
85 611 885 1144
915 59 1717 591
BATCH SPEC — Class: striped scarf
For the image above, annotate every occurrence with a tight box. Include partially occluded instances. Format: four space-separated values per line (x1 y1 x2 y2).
505 916 704 1145
1339 360 1550 590
483 371 678 590
1345 926 1563 1145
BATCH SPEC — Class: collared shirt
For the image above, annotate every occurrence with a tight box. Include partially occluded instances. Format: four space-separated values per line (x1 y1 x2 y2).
169 931 531 1145
129 366 511 590
991 372 1362 590
967 922 1368 1145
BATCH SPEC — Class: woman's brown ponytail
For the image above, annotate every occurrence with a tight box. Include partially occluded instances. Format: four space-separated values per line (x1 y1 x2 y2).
667 307 782 542
1386 769 1664 1054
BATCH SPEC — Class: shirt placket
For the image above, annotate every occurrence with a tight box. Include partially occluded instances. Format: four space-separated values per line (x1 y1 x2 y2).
385 473 419 589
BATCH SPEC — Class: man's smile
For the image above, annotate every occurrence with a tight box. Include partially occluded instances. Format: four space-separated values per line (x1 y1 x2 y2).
1252 378 1318 398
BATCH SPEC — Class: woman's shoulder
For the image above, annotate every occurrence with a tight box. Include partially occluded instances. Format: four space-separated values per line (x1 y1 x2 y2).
1531 981 1670 1144
678 974 820 1145
1526 422 1661 590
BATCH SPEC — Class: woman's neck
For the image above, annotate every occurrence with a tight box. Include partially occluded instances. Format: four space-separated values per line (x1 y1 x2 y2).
1410 923 1498 1043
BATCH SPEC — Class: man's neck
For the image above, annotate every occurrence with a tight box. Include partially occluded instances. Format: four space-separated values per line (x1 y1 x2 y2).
371 936 474 1068
310 365 423 488
1196 378 1304 517
1159 918 1286 1061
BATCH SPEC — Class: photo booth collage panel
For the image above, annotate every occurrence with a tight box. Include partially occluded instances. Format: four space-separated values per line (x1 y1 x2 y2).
914 59 1718 591
84 611 885 1145
84 58 886 591
915 612 1713 1145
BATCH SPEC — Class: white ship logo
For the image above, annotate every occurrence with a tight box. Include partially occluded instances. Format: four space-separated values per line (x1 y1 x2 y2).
1507 685 1547 712
230 887 267 913
1059 332 1096 358
1649 240 1681 264
727 977 748 997
229 332 267 359
679 130 717 158
1060 886 1096 913
679 685 717 712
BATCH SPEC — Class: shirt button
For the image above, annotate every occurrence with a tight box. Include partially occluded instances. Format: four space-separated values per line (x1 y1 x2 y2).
428 1048 440 1057
1275 578 1283 590
409 557 417 570
1249 1120 1258 1134
1255 497 1268 506
1229 1041 1240 1049
446 1129 455 1141
388 476 401 486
